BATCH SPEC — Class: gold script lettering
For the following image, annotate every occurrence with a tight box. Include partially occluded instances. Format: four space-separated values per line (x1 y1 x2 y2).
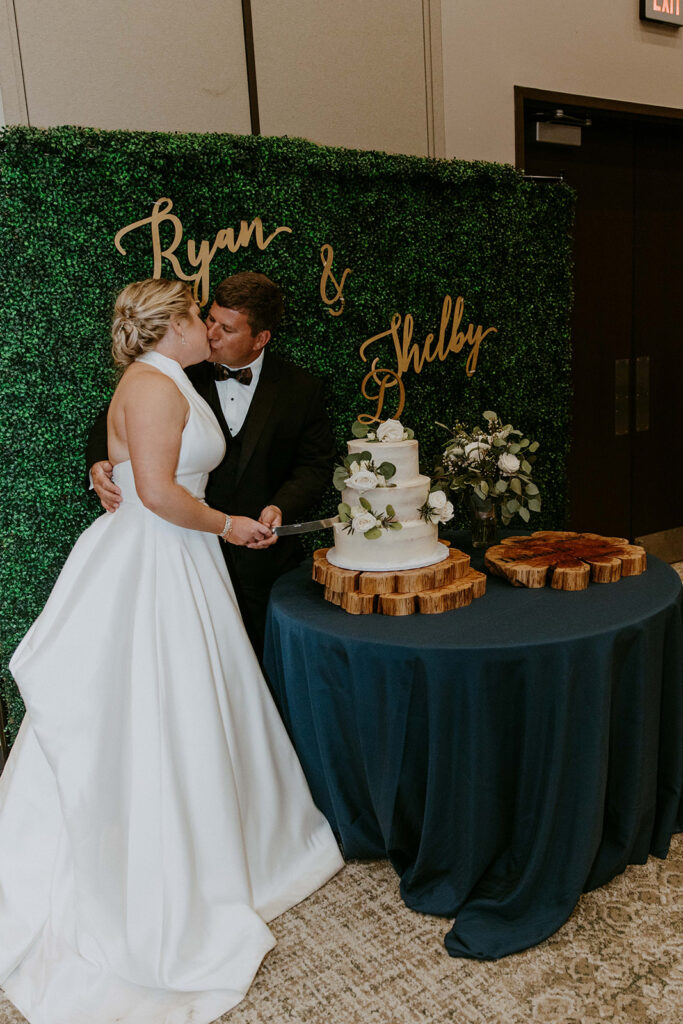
319 244 351 316
114 198 292 305
358 360 405 424
115 197 185 280
360 295 496 383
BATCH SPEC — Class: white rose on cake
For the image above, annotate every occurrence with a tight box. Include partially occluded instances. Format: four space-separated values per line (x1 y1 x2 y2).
346 468 381 490
376 419 405 443
497 453 520 475
427 490 454 524
351 510 380 533
429 490 448 510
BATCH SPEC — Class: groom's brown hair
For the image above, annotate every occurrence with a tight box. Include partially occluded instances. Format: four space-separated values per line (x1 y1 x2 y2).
214 272 284 337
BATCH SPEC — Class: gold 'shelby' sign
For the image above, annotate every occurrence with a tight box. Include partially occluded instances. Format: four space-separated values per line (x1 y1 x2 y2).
356 295 497 422
316 245 497 421
361 295 496 379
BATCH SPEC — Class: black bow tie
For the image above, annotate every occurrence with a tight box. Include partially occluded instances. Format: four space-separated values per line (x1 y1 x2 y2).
213 364 253 386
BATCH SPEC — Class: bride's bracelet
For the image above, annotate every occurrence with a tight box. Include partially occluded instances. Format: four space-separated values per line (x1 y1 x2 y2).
219 514 233 541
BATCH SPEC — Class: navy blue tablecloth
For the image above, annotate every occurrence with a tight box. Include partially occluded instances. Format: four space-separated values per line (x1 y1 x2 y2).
263 539 683 960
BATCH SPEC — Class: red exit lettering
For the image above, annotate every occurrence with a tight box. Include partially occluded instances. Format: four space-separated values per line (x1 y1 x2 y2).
652 1 682 13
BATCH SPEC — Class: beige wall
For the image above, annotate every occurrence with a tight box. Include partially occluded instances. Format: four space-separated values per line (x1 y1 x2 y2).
441 0 683 165
1 0 252 134
0 0 443 158
2 2 682 162
251 0 430 155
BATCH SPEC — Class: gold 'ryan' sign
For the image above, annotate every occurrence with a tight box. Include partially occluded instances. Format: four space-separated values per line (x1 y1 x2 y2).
114 198 292 306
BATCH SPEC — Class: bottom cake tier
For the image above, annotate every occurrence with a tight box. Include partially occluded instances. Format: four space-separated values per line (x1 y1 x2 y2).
327 519 449 571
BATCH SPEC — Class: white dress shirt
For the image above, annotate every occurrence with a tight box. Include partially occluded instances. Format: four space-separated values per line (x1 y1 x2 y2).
214 351 264 436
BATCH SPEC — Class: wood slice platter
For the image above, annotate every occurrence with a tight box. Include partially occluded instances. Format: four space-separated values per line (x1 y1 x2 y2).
312 542 486 615
484 531 647 591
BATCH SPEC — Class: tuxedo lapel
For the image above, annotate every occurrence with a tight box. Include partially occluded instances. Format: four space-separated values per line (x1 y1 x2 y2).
236 350 282 483
193 364 232 443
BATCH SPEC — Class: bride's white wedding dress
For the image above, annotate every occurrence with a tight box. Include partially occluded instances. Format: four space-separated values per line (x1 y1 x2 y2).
0 351 343 1024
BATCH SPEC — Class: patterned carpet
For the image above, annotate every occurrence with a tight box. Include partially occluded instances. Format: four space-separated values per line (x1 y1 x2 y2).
1 835 682 1024
3 565 681 1024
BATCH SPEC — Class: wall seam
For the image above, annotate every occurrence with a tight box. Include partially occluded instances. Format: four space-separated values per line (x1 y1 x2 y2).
422 0 445 158
241 0 260 135
5 0 29 124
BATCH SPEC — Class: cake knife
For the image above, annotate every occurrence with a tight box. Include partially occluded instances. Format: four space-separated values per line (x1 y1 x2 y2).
273 516 340 536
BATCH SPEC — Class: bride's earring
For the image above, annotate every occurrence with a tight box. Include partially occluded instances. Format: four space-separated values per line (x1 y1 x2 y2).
180 329 187 346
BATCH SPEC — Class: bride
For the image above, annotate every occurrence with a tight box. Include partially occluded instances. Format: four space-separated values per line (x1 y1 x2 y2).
0 278 343 1024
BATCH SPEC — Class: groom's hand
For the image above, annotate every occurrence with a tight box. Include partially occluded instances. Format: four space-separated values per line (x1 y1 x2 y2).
91 461 122 513
247 505 282 549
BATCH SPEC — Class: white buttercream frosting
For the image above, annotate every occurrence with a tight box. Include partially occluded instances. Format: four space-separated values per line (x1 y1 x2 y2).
330 433 447 571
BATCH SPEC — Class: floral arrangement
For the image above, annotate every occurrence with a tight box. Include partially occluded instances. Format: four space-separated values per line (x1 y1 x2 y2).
333 452 396 492
418 488 455 525
338 498 402 540
351 418 414 442
436 411 540 526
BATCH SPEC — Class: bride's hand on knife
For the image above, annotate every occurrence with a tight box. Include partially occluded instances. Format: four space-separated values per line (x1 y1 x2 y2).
248 504 281 549
224 515 273 548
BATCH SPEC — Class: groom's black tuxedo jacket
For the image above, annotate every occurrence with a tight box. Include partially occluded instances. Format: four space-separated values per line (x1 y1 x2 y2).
86 349 336 595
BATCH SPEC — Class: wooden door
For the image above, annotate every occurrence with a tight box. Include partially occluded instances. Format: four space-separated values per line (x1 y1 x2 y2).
524 109 635 536
522 101 683 543
631 120 683 538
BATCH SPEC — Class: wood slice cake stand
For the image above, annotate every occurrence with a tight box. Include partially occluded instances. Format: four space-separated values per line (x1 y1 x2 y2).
312 541 486 615
485 531 647 591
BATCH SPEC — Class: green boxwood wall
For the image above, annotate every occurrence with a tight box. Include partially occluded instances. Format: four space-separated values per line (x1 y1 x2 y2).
0 125 573 741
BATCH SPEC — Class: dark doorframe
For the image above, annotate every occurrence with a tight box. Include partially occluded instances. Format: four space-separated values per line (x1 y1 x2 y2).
514 87 683 560
514 87 683 170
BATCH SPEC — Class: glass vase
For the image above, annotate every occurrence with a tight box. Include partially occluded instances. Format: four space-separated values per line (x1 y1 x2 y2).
470 496 498 549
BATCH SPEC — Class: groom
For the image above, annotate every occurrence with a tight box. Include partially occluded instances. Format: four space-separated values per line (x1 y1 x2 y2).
88 271 336 657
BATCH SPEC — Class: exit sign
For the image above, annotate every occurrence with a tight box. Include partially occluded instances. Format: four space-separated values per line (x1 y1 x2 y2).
640 0 682 25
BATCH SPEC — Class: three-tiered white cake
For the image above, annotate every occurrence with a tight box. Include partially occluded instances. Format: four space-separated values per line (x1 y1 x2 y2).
327 421 453 571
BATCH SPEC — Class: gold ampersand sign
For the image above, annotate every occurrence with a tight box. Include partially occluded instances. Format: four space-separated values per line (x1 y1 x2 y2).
319 244 351 316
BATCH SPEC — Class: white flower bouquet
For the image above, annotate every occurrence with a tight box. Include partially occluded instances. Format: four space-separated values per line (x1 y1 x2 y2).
436 411 541 526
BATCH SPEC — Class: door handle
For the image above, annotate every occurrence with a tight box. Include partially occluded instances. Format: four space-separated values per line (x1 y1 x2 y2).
635 357 650 432
614 358 630 436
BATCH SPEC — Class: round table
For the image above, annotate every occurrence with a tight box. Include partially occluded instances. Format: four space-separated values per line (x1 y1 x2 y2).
263 538 683 960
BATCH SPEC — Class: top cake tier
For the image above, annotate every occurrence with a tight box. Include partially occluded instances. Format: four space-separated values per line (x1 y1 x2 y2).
347 437 419 482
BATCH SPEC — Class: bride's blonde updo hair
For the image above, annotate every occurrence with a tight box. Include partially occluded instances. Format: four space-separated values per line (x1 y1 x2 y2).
111 278 194 366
